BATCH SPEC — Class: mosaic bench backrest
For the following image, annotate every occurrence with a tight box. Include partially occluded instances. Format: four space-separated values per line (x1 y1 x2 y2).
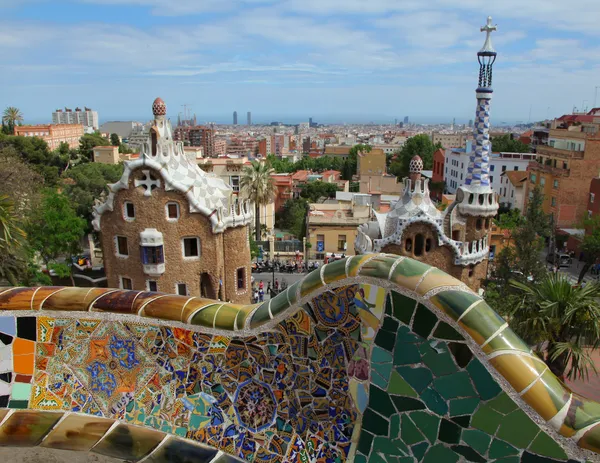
0 254 598 463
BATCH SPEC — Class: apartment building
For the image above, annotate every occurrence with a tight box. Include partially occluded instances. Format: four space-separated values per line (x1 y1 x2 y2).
14 124 84 150
525 124 600 227
431 132 468 149
53 107 99 130
431 148 445 200
173 126 218 157
499 171 528 211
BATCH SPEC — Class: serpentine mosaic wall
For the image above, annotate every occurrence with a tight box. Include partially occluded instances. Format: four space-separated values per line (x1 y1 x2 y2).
0 254 598 462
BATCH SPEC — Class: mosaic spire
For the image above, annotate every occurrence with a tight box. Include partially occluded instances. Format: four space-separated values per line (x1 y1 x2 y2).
465 16 497 188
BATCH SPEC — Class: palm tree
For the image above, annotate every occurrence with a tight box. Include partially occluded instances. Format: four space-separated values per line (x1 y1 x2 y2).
2 107 23 134
0 195 27 286
510 273 600 381
240 161 275 241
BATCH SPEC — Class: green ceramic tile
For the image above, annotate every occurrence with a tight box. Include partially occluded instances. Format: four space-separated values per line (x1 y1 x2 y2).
372 370 389 389
409 411 440 444
429 291 482 321
467 358 502 400
471 404 503 434
420 342 458 376
391 396 426 412
420 387 448 415
268 291 292 319
388 370 418 397
8 400 28 409
520 452 567 463
321 258 349 284
285 280 300 305
363 409 389 436
372 346 393 363
412 304 438 339
487 393 518 415
373 362 393 384
392 258 431 278
411 442 429 461
492 458 520 463
401 415 425 445
433 371 476 399
450 415 470 428
392 291 418 325
385 293 393 315
249 300 272 327
438 418 461 444
432 321 464 341
397 324 424 343
355 455 367 463
489 439 519 459
449 398 480 416
390 414 400 438
357 431 374 455
11 383 31 401
462 429 492 456
448 342 473 368
382 316 400 333
422 444 460 463
370 385 395 418
396 366 433 393
450 445 486 463
495 410 539 448
483 329 530 355
528 431 568 460
368 453 387 463
375 328 396 351
372 436 408 456
394 339 421 365
299 269 324 299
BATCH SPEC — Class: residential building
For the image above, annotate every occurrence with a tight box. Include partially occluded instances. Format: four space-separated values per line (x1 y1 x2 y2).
525 124 600 227
356 19 501 291
100 121 142 139
14 124 83 150
370 143 405 154
53 107 99 130
444 148 536 196
488 222 511 260
93 146 120 164
92 98 253 303
588 178 600 219
499 171 527 211
431 132 468 149
307 194 372 260
214 137 227 156
226 136 258 156
173 125 218 157
271 173 294 212
357 148 400 195
431 148 445 200
233 111 238 125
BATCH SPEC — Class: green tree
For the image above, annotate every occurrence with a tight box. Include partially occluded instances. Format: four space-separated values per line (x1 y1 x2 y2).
110 133 121 147
0 195 27 286
0 146 43 215
491 134 530 153
298 181 340 203
62 162 124 225
389 134 442 179
79 133 110 161
2 107 23 134
240 161 276 241
275 199 309 239
25 190 86 286
510 274 600 381
576 215 600 283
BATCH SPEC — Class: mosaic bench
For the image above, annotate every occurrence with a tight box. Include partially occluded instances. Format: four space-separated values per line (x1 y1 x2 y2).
0 254 598 462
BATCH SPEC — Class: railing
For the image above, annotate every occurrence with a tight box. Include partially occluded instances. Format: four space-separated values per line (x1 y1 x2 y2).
536 145 584 160
529 163 570 177
274 240 303 252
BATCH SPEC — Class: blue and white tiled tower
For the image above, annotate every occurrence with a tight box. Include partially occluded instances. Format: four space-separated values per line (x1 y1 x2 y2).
457 17 499 217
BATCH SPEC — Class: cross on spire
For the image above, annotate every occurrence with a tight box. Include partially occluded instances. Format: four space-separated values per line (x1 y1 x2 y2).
479 16 497 53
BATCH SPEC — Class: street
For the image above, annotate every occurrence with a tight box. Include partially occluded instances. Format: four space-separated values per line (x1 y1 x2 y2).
250 271 307 300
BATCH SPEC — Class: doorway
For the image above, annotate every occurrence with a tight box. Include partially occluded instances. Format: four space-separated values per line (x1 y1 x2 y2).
200 273 216 299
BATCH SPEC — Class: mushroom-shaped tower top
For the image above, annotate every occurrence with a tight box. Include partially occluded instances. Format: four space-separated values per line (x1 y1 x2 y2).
409 155 423 174
152 97 167 117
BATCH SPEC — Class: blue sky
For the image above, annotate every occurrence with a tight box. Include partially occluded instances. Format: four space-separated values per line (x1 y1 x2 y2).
2 0 600 124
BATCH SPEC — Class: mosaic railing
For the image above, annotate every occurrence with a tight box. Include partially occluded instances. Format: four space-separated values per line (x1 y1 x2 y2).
0 254 598 462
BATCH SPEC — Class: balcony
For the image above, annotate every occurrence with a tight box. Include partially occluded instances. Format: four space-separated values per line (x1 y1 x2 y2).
549 128 590 139
535 145 584 160
529 162 569 177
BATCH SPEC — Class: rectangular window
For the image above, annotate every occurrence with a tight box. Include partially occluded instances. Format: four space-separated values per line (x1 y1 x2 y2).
166 202 180 220
141 246 164 264
502 165 506 172
563 162 568 169
490 165 495 171
551 197 556 207
148 280 158 292
237 268 245 290
490 176 494 183
589 210 593 219
121 277 132 290
514 166 518 171
337 234 347 251
511 190 514 198
540 177 546 187
177 283 187 296
230 176 240 192
183 237 200 257
553 180 559 189
124 202 135 219
530 174 536 184
317 234 325 252
591 193 596 204
117 236 128 256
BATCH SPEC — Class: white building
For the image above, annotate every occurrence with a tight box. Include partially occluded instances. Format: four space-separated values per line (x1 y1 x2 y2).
444 144 536 195
499 171 528 211
52 107 99 130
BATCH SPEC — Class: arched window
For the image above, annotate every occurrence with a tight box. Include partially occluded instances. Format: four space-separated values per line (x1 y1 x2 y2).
488 194 493 205
425 238 432 252
478 194 484 205
476 219 482 230
414 234 424 256
405 238 412 253
468 194 474 204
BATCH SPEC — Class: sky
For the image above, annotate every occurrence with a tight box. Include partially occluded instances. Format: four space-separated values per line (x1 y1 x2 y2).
2 0 600 125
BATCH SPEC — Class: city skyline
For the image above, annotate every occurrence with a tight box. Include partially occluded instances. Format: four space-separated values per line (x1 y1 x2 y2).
2 1 600 124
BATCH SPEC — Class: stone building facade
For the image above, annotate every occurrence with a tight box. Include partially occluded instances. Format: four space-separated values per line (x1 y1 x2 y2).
92 98 253 303
355 18 501 291
14 123 84 150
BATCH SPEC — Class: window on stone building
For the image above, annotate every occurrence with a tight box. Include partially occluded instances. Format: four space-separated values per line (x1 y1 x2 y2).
182 237 200 258
337 235 347 251
425 238 432 252
414 234 424 256
531 174 536 184
177 283 188 296
405 238 412 253
237 268 246 290
468 265 474 278
166 202 180 220
553 180 559 189
121 277 132 290
540 177 546 187
141 245 164 265
147 280 158 292
563 162 568 169
551 197 556 207
124 201 135 220
476 219 482 230
231 176 240 192
116 236 128 256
